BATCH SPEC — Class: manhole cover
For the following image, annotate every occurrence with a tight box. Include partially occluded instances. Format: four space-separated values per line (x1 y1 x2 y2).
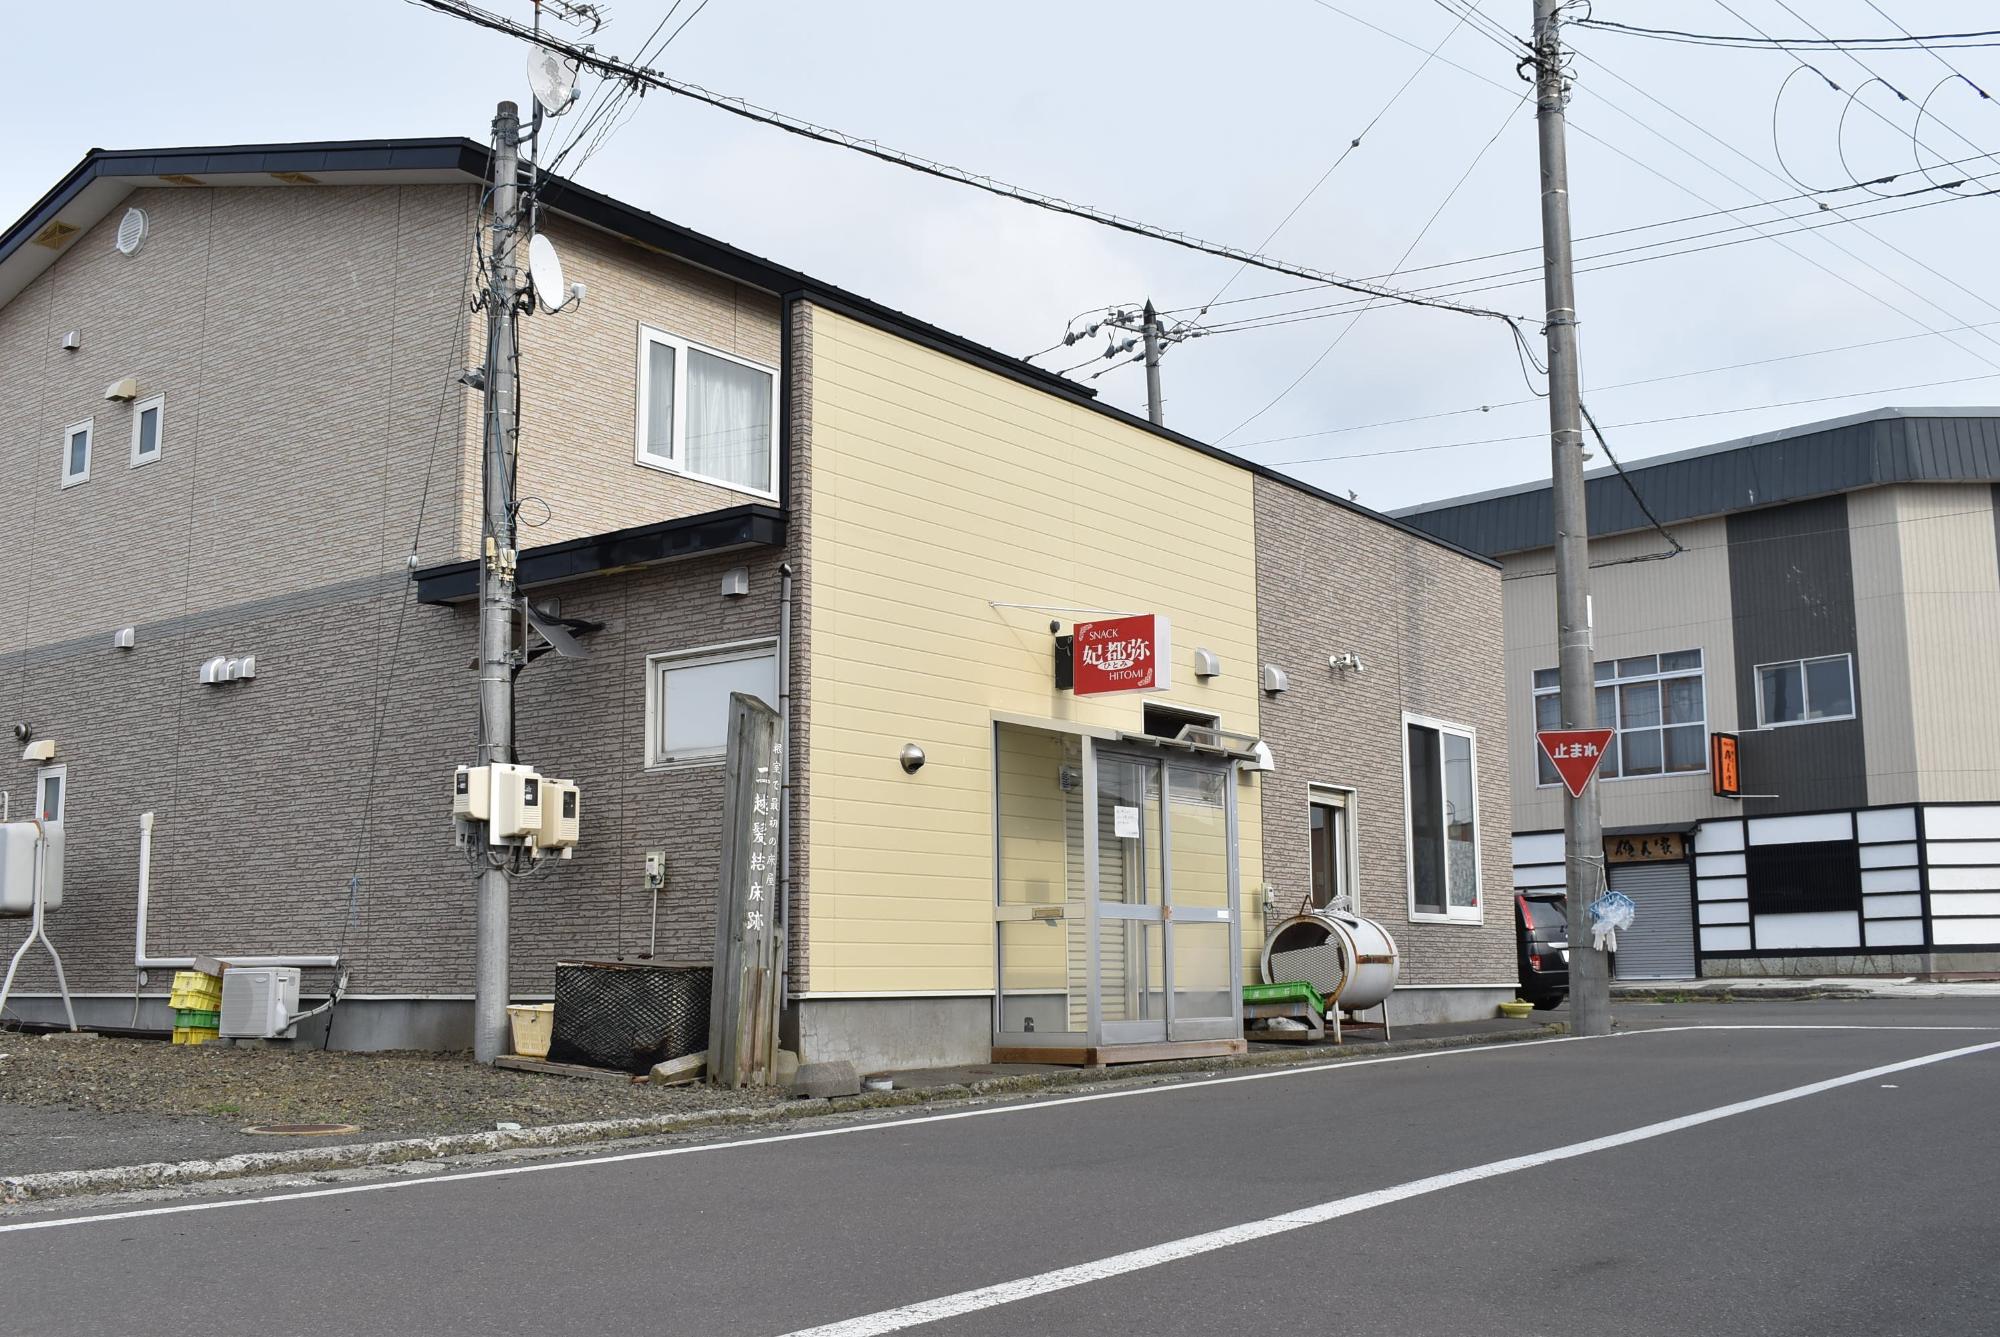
241 1123 360 1137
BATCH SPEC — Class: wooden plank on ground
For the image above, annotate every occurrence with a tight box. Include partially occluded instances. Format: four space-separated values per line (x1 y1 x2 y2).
494 1055 641 1083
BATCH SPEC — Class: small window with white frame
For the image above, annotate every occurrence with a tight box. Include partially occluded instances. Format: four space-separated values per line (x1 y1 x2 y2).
131 393 165 467
61 418 92 488
36 764 66 823
634 324 778 497
646 639 779 766
1755 653 1855 727
1403 713 1480 922
1307 785 1356 914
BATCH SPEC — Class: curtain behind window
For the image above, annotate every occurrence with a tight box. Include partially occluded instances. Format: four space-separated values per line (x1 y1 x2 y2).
687 349 771 491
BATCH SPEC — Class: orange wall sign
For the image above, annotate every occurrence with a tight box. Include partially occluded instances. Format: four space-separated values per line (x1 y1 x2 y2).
1710 731 1741 798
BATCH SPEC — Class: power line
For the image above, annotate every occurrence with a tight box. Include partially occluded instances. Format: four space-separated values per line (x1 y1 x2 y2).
1265 369 2000 467
1738 0 2000 183
1863 0 1996 99
1187 0 1479 326
1160 143 2000 321
1196 171 2000 339
1218 81 1535 441
1304 0 2000 388
409 0 1540 338
1574 16 2000 51
1559 40 2000 375
1229 316 2000 450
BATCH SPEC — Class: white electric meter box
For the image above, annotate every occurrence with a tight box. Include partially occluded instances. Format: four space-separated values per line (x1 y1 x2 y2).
488 763 543 842
536 778 580 855
452 765 489 820
220 966 301 1039
0 821 62 917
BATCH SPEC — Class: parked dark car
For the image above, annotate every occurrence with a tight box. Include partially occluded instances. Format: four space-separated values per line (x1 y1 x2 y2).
1515 891 1569 1009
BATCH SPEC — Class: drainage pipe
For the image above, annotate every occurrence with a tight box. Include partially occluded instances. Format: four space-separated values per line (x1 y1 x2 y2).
130 812 340 1008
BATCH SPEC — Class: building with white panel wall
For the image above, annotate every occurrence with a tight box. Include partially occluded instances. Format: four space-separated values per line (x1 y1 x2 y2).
1402 408 2000 977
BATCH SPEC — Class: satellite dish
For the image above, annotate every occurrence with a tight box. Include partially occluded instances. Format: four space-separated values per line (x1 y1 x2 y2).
114 207 150 257
527 233 567 313
527 49 581 116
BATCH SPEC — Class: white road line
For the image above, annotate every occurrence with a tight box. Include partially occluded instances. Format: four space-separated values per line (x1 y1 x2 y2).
0 1023 1988 1235
777 1038 2000 1337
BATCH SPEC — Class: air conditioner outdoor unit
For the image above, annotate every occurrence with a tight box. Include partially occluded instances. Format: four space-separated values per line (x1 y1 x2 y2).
220 966 301 1039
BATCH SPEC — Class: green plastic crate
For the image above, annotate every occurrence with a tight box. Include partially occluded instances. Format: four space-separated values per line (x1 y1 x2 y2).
175 1007 220 1029
1243 981 1323 1008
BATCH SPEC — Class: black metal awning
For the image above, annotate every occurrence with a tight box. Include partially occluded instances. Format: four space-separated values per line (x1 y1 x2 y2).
413 504 785 604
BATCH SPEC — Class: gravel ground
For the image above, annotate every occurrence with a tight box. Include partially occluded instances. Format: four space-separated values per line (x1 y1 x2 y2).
0 1033 783 1175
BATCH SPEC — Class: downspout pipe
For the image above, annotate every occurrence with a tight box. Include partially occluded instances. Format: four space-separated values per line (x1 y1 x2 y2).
132 811 340 973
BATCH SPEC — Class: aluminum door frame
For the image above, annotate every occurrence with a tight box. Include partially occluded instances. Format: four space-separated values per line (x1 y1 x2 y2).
1095 743 1242 1046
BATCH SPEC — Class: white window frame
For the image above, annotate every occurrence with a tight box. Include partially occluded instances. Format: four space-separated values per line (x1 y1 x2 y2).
632 323 780 500
644 637 779 769
36 764 66 823
1532 650 1708 786
1401 711 1483 925
130 393 165 468
1753 653 1857 729
1306 783 1359 916
61 418 92 488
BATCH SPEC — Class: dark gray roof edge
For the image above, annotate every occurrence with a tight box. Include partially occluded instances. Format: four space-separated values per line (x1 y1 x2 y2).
5 138 1495 571
1391 407 2000 556
1391 405 2000 517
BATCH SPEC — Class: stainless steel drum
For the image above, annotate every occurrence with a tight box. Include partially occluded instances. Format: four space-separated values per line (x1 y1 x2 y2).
1260 910 1401 1011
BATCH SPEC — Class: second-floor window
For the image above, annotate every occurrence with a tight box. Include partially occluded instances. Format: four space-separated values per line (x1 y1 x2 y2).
131 394 164 467
1533 650 1706 785
61 418 92 488
1756 654 1855 727
635 325 777 497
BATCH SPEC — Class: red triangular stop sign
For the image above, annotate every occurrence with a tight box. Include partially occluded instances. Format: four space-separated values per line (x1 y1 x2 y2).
1538 728 1615 798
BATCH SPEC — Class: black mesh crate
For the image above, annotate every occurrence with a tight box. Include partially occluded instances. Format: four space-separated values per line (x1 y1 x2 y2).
544 961 711 1073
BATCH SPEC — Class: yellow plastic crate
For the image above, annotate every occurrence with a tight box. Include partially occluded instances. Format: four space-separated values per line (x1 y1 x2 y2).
169 970 222 1010
171 1026 220 1046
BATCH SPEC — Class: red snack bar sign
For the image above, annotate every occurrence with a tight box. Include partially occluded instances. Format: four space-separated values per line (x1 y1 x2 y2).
1072 615 1172 696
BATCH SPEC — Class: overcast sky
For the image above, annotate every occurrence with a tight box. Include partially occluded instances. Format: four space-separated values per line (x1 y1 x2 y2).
10 1 2000 510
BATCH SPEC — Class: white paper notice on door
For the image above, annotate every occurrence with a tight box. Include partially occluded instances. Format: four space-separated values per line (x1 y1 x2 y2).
1114 805 1141 839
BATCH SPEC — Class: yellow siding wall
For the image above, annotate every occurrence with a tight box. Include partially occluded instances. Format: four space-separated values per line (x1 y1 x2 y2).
806 308 1263 996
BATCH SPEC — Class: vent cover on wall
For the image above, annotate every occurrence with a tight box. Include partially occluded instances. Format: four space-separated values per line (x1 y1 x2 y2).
114 207 150 256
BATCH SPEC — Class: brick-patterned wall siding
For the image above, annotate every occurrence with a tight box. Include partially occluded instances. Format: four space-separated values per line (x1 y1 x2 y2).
1252 478 1515 987
0 547 787 1000
0 184 478 656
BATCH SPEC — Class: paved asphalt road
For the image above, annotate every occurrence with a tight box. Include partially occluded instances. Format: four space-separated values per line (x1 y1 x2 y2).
3 999 1996 1336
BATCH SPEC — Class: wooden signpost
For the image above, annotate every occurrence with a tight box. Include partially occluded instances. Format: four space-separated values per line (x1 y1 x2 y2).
708 692 785 1089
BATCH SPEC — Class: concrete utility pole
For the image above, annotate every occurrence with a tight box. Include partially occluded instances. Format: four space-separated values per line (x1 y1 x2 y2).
474 100 524 1064
1532 1 1610 1037
1141 299 1164 425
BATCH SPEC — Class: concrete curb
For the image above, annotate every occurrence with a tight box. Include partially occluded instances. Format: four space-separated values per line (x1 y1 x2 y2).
1610 986 1870 1003
1 1023 1563 1205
